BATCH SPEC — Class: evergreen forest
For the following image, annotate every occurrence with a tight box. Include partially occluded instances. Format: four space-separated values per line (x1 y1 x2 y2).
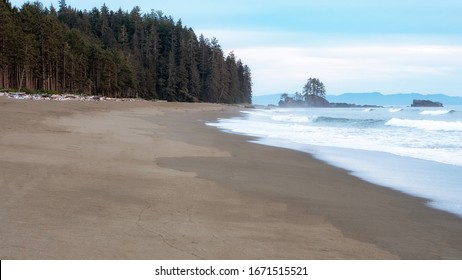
0 0 252 103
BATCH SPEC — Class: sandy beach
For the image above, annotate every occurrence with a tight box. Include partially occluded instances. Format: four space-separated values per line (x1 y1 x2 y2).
1 98 461 259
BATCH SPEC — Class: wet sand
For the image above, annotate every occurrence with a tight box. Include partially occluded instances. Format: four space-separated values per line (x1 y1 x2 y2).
1 98 461 259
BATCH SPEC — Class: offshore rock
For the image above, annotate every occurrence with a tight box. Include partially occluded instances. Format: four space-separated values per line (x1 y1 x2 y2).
411 99 443 107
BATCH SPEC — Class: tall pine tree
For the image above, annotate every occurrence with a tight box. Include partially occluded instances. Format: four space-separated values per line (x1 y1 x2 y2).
0 1 252 103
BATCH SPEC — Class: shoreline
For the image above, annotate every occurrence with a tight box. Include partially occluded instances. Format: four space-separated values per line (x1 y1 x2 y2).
157 107 462 259
206 105 462 218
1 98 461 259
250 138 462 219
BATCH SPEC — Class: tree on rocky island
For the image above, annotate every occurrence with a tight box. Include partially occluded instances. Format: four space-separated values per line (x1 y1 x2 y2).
303 78 326 100
279 77 382 108
279 77 329 107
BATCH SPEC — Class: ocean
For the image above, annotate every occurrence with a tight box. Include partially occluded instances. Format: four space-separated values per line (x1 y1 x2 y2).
207 106 462 217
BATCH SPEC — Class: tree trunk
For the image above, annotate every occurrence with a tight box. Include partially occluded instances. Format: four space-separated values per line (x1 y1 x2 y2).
18 67 26 92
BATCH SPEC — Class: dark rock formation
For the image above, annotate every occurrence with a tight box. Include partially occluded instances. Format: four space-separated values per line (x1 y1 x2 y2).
411 99 443 107
278 94 382 108
305 95 330 107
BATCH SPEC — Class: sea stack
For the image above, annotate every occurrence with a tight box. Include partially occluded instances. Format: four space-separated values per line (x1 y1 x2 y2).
411 99 443 107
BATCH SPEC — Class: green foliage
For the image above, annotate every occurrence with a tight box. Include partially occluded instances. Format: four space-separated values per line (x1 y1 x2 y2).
302 78 326 99
0 1 252 103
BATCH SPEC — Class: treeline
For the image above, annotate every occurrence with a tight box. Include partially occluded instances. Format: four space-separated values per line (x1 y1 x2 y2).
0 0 252 103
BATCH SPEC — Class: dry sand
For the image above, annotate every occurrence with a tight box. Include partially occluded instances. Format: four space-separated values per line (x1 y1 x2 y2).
0 98 461 259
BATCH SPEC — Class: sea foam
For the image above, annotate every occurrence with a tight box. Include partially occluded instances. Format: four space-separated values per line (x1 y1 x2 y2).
385 118 462 131
420 110 454 116
271 114 313 123
208 106 462 217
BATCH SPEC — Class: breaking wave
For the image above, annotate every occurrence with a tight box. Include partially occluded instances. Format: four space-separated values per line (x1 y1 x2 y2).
420 110 455 116
385 118 462 131
271 115 314 123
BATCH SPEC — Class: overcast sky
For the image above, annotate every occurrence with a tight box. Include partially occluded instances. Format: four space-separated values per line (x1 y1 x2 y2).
10 0 462 96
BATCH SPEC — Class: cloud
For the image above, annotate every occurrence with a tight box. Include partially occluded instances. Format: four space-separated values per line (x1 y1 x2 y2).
10 0 462 95
234 44 462 95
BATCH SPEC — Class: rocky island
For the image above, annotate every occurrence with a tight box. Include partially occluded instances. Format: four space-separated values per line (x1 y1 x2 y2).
411 99 443 107
278 78 381 108
279 94 381 108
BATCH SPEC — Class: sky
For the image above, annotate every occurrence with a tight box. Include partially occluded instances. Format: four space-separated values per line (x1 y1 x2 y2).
9 0 462 96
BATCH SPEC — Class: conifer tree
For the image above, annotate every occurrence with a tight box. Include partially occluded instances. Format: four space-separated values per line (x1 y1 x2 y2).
0 1 252 103
303 77 326 99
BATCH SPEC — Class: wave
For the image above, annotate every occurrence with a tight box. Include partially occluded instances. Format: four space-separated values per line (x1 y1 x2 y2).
385 118 462 131
271 114 314 123
315 116 351 123
263 113 385 127
314 116 384 127
389 108 403 113
420 110 455 116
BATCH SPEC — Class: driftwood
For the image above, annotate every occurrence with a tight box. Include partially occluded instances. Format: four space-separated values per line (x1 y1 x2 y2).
1 92 138 102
